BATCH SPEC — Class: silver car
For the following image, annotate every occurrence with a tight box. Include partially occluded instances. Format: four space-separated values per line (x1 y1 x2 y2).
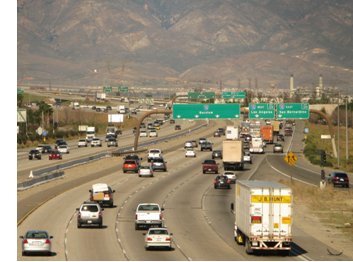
76 201 103 228
144 227 173 250
20 230 53 256
223 171 237 183
138 165 154 177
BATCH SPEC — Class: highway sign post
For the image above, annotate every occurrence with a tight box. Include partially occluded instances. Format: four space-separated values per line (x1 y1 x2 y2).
118 85 128 93
173 103 240 119
249 103 275 119
103 86 112 93
276 103 309 119
188 92 215 100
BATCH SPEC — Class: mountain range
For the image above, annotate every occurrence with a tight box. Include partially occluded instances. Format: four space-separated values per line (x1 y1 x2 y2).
17 0 353 93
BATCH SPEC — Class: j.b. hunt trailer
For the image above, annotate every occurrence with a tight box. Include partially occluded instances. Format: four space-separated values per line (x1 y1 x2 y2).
233 180 292 255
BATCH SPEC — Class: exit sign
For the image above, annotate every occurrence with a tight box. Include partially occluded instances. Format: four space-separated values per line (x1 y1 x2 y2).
173 103 240 119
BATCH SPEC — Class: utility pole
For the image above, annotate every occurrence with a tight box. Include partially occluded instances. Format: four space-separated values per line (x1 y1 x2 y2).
337 94 340 167
346 96 349 161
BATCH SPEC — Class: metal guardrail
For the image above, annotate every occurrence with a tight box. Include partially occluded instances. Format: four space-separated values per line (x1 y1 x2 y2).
17 123 208 190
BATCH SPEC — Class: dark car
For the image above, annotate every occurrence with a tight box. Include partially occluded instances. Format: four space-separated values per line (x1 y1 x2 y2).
49 150 62 160
123 160 139 173
191 140 198 147
36 144 52 154
328 172 350 188
277 134 285 142
201 142 213 151
28 149 42 160
151 157 167 172
213 130 221 137
243 141 250 150
55 139 67 149
212 150 222 159
174 125 181 130
217 128 225 136
244 134 252 142
214 175 231 189
169 119 175 124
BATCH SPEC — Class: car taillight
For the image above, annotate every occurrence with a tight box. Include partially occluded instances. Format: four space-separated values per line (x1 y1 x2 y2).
227 180 231 184
147 237 152 241
166 237 171 241
23 239 28 244
99 211 103 217
214 180 217 184
160 213 163 220
135 214 137 220
45 239 51 244
78 212 81 219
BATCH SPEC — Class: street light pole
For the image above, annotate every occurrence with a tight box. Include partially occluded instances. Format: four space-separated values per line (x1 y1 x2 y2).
346 96 349 161
337 95 340 167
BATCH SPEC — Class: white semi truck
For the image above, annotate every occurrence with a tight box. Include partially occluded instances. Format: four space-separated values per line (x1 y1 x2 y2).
249 137 264 154
222 140 244 170
86 126 96 142
232 180 292 255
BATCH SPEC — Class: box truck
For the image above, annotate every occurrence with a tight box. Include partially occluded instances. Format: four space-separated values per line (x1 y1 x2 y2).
222 140 244 170
233 180 292 255
272 120 280 136
86 126 95 142
260 125 273 144
226 126 239 140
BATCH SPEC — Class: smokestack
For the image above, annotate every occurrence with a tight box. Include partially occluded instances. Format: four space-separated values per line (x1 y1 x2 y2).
319 74 323 89
289 74 294 99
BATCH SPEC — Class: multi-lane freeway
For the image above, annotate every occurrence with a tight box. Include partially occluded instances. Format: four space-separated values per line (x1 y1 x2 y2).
17 118 353 261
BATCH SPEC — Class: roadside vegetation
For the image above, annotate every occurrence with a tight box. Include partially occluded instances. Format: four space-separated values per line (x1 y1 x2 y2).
17 93 138 148
303 106 353 172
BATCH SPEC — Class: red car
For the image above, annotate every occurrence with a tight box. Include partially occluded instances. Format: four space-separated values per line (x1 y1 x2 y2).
123 160 139 173
49 150 62 160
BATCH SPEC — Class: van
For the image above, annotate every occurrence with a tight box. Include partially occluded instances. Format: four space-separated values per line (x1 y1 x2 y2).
89 183 115 207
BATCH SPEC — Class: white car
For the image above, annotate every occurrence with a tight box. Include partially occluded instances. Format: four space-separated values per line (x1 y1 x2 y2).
149 129 158 137
20 230 53 256
185 149 196 158
243 152 252 164
144 227 173 250
77 139 87 147
140 129 148 137
91 138 102 147
223 171 237 183
184 141 193 149
57 144 70 154
138 165 154 177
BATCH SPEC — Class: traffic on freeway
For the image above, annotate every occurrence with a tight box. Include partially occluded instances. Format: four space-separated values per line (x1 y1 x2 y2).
17 103 353 260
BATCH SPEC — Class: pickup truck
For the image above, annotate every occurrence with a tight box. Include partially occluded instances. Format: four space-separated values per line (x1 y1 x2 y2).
135 203 164 230
147 149 162 162
202 159 218 174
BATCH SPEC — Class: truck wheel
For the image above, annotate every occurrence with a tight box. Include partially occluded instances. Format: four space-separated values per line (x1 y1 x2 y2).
245 238 253 254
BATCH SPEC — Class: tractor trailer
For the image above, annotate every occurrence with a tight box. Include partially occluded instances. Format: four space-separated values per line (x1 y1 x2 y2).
222 140 244 170
233 180 293 255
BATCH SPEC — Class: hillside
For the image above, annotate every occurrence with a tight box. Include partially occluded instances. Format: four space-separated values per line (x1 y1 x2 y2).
17 0 353 91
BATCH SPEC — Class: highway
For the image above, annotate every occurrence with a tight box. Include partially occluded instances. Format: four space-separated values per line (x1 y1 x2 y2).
17 119 353 261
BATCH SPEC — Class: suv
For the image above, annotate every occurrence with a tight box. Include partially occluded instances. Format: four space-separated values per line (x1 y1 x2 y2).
212 150 222 159
124 154 142 166
107 138 118 147
151 157 167 172
76 201 103 228
36 144 52 154
201 142 213 151
28 149 42 160
328 172 350 188
123 160 139 173
78 139 88 147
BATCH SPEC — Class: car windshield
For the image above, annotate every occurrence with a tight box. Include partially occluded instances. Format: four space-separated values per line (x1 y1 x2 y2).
150 150 160 153
125 160 136 165
204 160 216 164
140 166 150 169
149 229 168 235
26 231 48 239
138 204 160 211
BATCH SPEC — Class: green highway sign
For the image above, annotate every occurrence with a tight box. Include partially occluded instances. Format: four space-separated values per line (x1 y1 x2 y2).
188 92 215 100
249 103 275 119
118 85 129 93
222 91 246 99
276 103 310 119
103 86 112 93
173 103 240 119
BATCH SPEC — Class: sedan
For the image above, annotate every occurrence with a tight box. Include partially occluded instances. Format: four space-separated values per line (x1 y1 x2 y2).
144 228 173 250
243 151 252 164
57 144 70 154
28 149 42 160
328 171 350 188
273 143 284 153
49 150 62 160
138 165 154 177
185 149 196 158
214 175 231 189
20 230 53 256
223 171 236 183
212 150 222 159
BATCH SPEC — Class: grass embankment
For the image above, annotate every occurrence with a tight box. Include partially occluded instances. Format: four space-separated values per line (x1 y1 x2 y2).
303 122 353 172
279 178 353 243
